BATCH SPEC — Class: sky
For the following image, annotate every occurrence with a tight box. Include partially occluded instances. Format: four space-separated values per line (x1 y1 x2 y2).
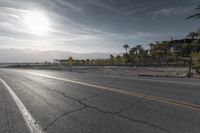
0 0 199 53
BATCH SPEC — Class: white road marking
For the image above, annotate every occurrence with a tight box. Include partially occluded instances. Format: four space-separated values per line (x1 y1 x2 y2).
0 78 43 133
19 69 200 86
26 72 200 111
84 74 200 86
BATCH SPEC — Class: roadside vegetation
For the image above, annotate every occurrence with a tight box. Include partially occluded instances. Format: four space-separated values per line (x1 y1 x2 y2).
5 5 200 77
61 5 200 77
62 30 199 69
68 56 74 72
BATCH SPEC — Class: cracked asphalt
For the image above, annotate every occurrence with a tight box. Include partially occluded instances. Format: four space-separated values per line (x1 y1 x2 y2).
0 69 200 133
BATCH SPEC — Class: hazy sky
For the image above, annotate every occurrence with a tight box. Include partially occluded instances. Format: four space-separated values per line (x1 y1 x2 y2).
0 0 199 53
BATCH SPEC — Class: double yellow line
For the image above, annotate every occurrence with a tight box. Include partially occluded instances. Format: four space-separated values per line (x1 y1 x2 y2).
26 72 200 111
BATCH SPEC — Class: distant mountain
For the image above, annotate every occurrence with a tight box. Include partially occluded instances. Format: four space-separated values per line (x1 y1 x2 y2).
0 49 120 63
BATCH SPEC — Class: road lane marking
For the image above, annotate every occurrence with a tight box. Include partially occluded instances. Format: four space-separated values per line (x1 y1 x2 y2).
83 73 200 86
17 69 200 86
10 69 200 86
26 72 200 111
0 78 43 133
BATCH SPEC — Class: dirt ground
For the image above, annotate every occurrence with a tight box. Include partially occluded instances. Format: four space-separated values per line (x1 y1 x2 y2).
69 66 199 79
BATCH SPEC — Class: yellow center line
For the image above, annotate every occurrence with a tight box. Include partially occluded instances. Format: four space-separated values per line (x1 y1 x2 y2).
26 72 200 111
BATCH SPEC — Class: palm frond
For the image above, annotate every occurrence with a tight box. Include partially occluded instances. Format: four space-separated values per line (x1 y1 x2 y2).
195 7 200 10
186 13 200 19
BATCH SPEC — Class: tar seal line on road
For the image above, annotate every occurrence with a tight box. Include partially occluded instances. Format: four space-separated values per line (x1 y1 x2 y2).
26 72 200 112
0 78 43 133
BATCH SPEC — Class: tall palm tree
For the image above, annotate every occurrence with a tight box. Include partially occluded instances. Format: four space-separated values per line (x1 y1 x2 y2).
123 44 129 53
186 5 200 19
135 45 143 65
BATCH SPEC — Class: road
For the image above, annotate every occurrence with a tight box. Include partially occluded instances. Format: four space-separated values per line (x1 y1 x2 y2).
0 68 200 133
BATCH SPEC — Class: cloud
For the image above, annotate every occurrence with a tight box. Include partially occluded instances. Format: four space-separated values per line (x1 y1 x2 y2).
53 0 83 13
86 0 117 13
0 0 199 53
151 6 195 20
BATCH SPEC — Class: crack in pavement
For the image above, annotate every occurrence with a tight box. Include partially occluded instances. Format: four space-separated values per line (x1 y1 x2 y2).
117 114 172 133
42 107 86 132
78 100 172 133
3 74 172 133
43 88 171 133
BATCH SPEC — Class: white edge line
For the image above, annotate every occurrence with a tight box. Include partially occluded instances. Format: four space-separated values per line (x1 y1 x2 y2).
0 78 43 133
11 69 200 86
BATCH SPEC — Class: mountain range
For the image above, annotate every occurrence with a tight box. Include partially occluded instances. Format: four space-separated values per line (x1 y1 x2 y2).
0 49 119 63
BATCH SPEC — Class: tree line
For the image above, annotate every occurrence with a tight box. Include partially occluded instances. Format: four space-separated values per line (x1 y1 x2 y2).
64 5 200 74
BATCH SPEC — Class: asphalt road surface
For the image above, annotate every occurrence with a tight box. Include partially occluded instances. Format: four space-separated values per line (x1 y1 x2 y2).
0 68 200 133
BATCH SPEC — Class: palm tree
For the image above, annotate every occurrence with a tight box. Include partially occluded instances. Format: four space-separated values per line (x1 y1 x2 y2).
135 45 142 55
148 43 155 51
123 53 130 64
68 56 74 72
129 47 137 55
129 47 137 64
135 45 143 65
186 32 200 77
110 54 114 65
123 44 129 53
116 55 121 64
186 5 200 19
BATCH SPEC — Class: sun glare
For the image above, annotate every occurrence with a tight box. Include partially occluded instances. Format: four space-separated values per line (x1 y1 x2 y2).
24 11 50 36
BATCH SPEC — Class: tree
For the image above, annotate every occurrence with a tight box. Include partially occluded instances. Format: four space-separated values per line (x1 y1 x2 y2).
129 47 137 55
155 50 163 66
186 32 198 77
123 44 129 53
68 56 74 72
148 43 155 50
135 45 143 65
135 45 142 55
116 55 121 64
129 47 137 64
171 51 180 66
110 54 115 65
86 59 90 65
123 53 130 64
186 5 200 19
193 52 200 74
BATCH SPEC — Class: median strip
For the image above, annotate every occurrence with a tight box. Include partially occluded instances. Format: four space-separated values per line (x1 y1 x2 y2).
0 78 43 133
26 72 200 111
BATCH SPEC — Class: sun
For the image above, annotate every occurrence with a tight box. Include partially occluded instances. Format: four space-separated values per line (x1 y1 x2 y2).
24 11 50 36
